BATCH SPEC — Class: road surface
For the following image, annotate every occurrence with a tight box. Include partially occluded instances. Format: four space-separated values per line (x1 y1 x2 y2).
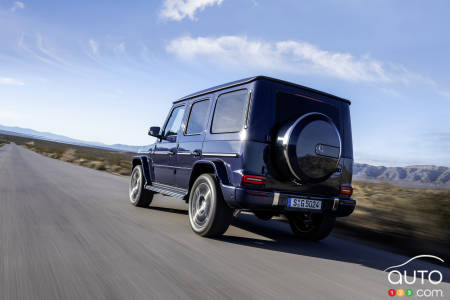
0 143 449 299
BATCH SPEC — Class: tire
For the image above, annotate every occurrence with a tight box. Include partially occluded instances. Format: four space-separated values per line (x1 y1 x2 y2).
287 212 335 241
274 113 342 184
129 165 153 207
188 174 233 237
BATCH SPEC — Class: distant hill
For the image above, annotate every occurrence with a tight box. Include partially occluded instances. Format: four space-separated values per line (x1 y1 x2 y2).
353 163 450 189
0 124 150 153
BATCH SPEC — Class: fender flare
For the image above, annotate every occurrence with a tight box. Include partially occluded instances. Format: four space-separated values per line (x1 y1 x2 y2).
132 155 153 185
188 159 235 205
190 159 231 187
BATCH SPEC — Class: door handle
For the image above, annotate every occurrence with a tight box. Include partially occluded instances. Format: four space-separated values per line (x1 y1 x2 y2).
192 150 201 157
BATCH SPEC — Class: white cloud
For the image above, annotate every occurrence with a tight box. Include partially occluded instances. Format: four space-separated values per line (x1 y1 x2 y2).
160 0 223 21
18 34 54 65
113 42 126 55
36 34 72 67
167 35 425 83
89 39 99 56
17 34 72 68
0 77 24 86
11 1 25 12
438 90 450 99
380 87 402 99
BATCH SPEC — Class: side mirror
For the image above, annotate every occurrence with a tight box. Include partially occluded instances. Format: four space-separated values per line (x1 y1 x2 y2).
148 126 161 138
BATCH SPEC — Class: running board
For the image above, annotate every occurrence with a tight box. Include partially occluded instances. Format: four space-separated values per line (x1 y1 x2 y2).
145 183 187 199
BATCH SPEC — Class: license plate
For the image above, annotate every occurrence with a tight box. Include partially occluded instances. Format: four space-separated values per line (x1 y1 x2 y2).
287 198 322 210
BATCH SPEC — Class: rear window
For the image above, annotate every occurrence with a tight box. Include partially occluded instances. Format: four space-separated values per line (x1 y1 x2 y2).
211 89 249 134
276 92 354 158
275 92 340 131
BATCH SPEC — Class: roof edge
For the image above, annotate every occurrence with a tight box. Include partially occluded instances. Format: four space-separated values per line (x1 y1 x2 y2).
173 76 351 104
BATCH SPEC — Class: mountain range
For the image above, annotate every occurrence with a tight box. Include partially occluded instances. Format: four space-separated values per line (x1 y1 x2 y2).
1 124 448 189
0 124 150 153
353 163 449 189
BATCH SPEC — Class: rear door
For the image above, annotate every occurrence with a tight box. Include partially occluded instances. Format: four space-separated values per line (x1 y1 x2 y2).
268 88 343 195
176 98 211 189
153 104 185 187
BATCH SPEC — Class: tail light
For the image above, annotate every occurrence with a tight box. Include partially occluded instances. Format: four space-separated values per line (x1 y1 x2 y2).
242 174 266 185
340 185 353 196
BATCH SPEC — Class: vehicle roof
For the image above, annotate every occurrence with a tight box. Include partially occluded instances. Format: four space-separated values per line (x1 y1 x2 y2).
173 76 351 104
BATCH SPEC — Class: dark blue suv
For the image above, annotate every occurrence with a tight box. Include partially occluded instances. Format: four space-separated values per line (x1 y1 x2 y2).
129 76 355 240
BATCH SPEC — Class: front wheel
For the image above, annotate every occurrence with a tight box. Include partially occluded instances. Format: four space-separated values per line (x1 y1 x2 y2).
129 165 153 207
287 212 335 241
188 174 233 237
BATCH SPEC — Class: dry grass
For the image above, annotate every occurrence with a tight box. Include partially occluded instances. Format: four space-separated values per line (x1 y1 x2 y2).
0 133 134 175
0 136 8 148
339 181 450 246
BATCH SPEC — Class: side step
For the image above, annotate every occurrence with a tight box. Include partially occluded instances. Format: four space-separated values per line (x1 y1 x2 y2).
145 182 187 199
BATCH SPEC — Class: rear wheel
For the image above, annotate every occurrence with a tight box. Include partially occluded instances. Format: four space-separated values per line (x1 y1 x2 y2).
287 212 335 241
188 174 233 237
129 165 153 207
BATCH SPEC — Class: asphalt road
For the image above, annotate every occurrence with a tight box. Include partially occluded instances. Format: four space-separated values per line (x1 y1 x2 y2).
1 143 449 300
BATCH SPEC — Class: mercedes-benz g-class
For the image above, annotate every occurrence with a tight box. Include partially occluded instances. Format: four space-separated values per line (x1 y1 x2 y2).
129 76 355 240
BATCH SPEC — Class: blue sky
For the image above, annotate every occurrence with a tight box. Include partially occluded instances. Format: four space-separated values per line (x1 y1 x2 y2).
0 0 449 166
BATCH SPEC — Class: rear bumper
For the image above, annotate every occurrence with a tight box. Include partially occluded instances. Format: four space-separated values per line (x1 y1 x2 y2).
221 184 356 217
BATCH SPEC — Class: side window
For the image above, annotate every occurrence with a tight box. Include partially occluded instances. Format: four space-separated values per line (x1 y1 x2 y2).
211 89 249 134
185 99 210 135
163 106 185 137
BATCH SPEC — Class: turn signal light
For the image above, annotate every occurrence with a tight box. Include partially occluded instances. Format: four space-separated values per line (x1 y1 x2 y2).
242 175 266 185
340 186 353 196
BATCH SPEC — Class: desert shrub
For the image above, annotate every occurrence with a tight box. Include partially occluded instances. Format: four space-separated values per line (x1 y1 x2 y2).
339 181 450 245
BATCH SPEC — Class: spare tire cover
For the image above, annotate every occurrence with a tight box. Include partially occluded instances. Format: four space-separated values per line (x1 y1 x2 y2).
275 112 341 183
